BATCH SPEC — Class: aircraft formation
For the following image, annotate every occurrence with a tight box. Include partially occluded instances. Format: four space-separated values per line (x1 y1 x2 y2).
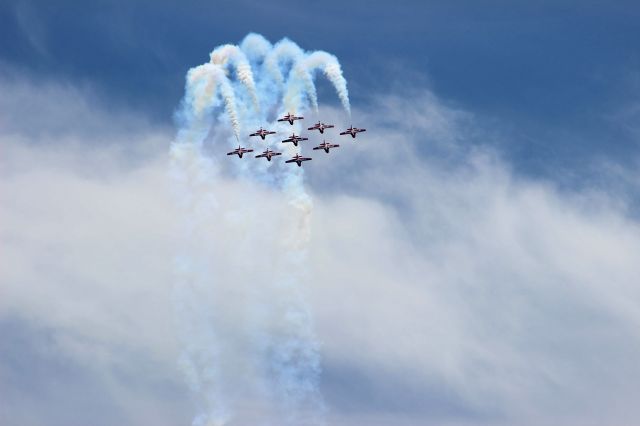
227 113 366 167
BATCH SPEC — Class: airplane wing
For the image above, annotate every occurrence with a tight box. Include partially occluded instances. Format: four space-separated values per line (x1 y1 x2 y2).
312 146 322 150
245 148 254 152
339 131 348 135
255 153 266 158
325 124 334 128
227 151 237 156
301 157 312 161
285 159 296 163
330 144 340 148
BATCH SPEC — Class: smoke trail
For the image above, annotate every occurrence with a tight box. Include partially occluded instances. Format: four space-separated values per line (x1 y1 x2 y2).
286 51 351 115
282 65 309 115
264 38 305 88
184 63 241 141
171 60 233 426
268 182 326 425
305 51 351 115
216 72 241 141
240 33 272 64
172 33 352 426
210 44 261 112
186 64 220 119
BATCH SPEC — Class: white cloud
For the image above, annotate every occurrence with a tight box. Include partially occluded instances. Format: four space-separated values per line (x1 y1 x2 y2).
2 76 640 426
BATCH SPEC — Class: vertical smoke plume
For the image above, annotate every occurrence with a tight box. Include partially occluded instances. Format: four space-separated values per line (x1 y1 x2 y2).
289 51 351 115
171 34 351 426
216 72 241 141
185 64 219 118
171 62 229 426
210 44 261 112
240 33 272 64
183 63 241 141
264 38 305 88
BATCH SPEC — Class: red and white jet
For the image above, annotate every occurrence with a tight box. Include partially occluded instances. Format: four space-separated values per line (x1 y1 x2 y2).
281 133 309 147
307 121 335 134
227 146 254 158
255 149 282 161
285 153 312 167
312 140 340 153
277 112 304 125
339 125 367 138
249 127 276 140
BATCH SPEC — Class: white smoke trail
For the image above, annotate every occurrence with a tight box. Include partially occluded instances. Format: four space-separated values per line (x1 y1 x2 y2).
184 63 241 141
186 64 219 119
286 51 351 115
216 73 241 141
240 33 272 64
171 61 233 426
268 183 326 425
240 34 280 118
210 44 261 112
264 38 305 88
172 33 352 426
305 51 351 115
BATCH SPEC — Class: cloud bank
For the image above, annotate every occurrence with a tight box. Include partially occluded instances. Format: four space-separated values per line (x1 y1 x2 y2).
2 75 640 426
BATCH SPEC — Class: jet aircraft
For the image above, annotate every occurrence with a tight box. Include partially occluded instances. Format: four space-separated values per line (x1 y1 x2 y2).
227 146 254 158
285 153 312 167
249 127 276 140
255 149 282 161
339 125 367 138
312 140 340 153
307 121 335 134
281 133 309 147
277 112 304 125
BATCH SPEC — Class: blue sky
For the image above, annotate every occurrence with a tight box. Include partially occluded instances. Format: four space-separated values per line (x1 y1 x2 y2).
2 0 639 178
3 2 640 426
